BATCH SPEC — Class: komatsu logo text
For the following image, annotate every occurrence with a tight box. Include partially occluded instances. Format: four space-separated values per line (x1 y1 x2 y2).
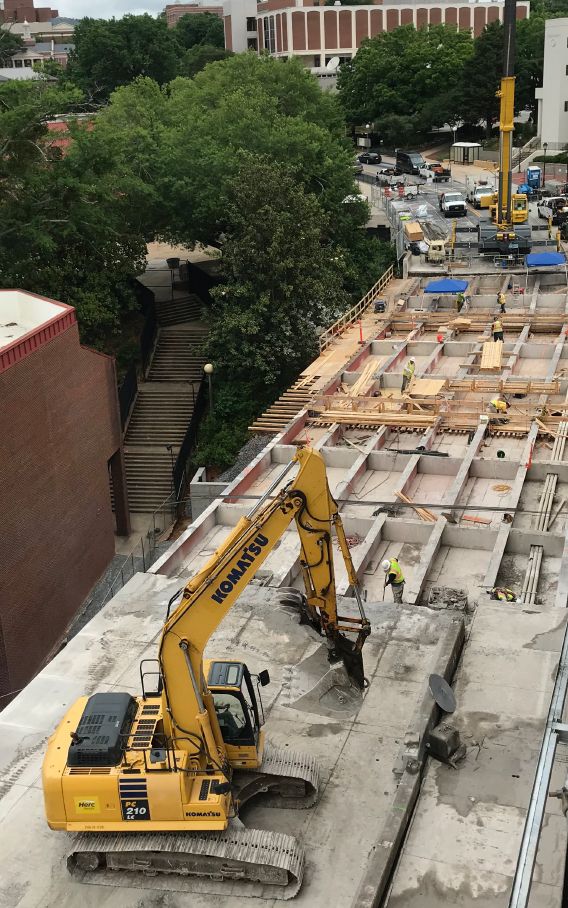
211 534 269 604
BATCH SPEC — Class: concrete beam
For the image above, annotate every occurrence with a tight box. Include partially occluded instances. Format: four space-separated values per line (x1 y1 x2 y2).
405 517 447 605
442 422 487 507
529 276 541 313
555 533 568 609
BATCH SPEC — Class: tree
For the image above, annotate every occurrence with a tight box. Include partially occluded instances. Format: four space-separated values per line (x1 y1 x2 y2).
337 25 473 133
196 155 351 468
0 27 23 65
173 13 225 50
179 45 232 79
66 15 179 99
0 81 146 346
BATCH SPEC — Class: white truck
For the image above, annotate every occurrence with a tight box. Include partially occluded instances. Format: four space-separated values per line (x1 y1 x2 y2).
465 177 495 209
439 191 467 218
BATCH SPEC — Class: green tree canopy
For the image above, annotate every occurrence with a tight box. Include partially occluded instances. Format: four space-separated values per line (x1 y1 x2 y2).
173 12 225 50
66 15 179 99
0 28 23 65
179 44 233 79
337 25 473 133
0 81 146 345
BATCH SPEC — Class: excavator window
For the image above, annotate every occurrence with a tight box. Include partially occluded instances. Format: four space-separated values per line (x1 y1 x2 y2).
212 692 255 745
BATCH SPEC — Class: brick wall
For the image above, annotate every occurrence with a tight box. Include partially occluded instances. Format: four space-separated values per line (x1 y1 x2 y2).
0 324 121 703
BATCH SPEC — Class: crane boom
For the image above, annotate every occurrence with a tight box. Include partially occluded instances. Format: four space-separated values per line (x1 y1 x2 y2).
496 0 516 227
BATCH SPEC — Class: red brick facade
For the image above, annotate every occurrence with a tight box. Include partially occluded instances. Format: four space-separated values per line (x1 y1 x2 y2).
256 1 530 56
1 0 58 24
0 322 123 703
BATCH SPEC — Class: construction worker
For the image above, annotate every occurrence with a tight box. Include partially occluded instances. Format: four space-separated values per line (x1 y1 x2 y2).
487 587 519 602
492 317 504 342
382 557 405 603
490 396 509 414
456 292 465 313
497 291 506 314
401 357 415 393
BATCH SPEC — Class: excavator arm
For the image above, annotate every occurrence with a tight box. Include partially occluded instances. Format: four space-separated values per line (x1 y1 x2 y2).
159 447 370 757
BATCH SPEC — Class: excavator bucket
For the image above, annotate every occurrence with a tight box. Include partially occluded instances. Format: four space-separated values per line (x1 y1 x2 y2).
279 590 367 690
329 633 366 691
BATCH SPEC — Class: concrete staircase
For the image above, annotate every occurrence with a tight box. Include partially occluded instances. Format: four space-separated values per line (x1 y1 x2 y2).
155 293 203 326
147 326 207 383
122 319 207 512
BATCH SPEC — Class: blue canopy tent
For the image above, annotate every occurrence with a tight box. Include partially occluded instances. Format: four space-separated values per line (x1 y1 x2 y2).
525 252 567 288
424 279 469 293
420 278 469 313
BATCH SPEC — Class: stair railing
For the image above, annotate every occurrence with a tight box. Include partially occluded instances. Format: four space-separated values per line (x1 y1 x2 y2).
172 379 208 501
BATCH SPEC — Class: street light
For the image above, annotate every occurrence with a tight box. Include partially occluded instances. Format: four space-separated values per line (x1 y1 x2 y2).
543 142 548 189
165 443 175 493
204 362 214 410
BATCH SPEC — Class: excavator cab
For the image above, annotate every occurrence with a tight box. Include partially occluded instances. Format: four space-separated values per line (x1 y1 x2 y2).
206 660 271 768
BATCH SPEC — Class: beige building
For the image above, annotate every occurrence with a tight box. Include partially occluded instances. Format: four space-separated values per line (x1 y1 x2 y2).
535 18 568 149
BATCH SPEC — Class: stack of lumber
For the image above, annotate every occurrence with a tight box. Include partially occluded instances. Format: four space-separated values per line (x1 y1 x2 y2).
450 378 559 394
344 361 377 397
395 490 437 522
480 340 503 371
249 376 317 433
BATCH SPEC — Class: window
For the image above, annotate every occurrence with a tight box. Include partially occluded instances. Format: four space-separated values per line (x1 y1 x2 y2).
247 37 258 50
246 16 256 31
213 693 249 743
24 59 32 67
565 101 568 112
566 64 568 76
14 59 23 67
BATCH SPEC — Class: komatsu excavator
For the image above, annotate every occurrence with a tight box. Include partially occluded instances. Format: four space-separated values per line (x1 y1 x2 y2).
43 446 370 898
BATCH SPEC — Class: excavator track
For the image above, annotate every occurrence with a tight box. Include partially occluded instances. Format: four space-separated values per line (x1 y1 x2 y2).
66 745 319 900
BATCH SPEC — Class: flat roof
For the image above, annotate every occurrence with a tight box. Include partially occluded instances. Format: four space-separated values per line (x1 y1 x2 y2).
0 290 71 353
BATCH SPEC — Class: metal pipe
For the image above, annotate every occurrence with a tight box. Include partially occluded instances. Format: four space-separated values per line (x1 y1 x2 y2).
180 640 205 713
245 460 296 519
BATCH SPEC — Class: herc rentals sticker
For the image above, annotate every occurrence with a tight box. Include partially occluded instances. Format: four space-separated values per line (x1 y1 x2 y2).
74 797 100 813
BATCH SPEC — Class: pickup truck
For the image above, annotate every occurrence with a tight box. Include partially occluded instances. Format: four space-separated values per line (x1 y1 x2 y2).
466 184 495 209
439 191 467 218
537 196 568 225
419 162 451 183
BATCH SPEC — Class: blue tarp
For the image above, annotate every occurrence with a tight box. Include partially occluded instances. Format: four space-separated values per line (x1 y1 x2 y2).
424 279 469 293
526 252 566 267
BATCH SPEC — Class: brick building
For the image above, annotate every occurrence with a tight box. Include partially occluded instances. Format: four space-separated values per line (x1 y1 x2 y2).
164 2 223 27
1 0 58 24
0 291 129 704
223 0 529 73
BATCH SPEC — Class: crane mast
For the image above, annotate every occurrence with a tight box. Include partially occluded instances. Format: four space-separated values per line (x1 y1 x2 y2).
496 0 516 228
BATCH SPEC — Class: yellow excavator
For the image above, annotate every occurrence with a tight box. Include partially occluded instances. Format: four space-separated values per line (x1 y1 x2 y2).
479 0 531 254
43 446 370 898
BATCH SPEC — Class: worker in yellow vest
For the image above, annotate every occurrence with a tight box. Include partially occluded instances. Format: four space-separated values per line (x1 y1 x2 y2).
382 557 405 603
497 292 506 314
488 587 519 602
492 318 504 342
490 397 509 414
401 357 415 394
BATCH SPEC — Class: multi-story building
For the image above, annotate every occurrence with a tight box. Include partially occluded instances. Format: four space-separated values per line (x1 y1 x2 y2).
1 0 58 24
164 2 224 27
535 18 568 148
222 0 529 80
0 290 129 704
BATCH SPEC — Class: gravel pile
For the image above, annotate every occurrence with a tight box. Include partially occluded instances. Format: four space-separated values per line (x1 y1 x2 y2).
218 433 276 483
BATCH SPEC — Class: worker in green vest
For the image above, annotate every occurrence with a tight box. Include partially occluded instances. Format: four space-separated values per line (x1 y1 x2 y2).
456 292 465 313
382 557 405 603
401 357 415 394
487 587 519 602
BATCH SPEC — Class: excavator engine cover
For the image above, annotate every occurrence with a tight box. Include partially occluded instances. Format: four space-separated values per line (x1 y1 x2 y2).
67 692 137 767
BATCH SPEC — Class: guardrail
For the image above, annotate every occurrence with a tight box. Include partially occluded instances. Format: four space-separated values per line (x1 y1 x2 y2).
118 362 138 430
318 264 395 353
173 379 207 499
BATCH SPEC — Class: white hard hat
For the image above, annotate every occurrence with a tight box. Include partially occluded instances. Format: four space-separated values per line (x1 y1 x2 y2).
409 357 415 363
382 559 391 572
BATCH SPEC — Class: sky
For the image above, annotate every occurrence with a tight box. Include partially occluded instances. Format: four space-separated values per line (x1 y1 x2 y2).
55 1 162 17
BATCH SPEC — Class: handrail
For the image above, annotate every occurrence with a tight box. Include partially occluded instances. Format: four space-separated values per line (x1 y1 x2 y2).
173 379 208 500
318 264 395 353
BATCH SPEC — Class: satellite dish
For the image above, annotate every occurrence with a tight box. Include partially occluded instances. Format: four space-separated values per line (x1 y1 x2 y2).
326 56 340 72
428 674 456 713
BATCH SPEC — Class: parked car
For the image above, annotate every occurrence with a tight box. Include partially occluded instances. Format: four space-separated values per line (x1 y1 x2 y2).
358 152 382 165
419 162 451 183
439 191 467 217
